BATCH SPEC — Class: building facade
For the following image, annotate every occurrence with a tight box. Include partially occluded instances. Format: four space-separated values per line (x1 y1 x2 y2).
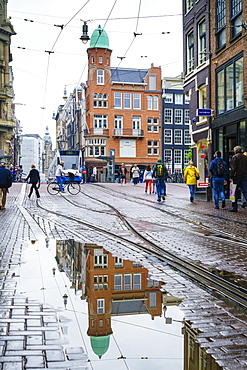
0 0 16 163
210 0 247 164
182 0 211 182
85 26 162 179
162 76 191 175
21 134 43 176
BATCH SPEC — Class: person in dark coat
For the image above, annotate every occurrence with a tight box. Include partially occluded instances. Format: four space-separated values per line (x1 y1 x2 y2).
229 145 247 212
26 164 40 198
0 161 12 210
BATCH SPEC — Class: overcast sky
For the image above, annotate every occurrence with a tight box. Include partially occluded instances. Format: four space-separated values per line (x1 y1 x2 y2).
9 0 183 146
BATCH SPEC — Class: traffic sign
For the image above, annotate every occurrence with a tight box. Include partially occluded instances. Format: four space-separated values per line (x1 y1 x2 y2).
196 108 213 116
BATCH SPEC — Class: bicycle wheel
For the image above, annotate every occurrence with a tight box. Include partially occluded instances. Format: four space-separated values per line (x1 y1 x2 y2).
47 181 60 195
67 182 81 195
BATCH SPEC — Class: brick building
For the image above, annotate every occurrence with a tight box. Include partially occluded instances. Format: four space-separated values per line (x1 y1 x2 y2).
210 0 247 163
85 26 162 181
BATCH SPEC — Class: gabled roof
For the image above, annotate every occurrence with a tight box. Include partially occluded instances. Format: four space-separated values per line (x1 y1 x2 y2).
110 68 148 84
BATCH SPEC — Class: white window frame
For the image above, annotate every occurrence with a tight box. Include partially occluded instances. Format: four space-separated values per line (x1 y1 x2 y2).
97 299 105 314
174 129 182 144
124 93 131 109
175 94 183 104
124 274 132 290
184 129 191 145
114 92 122 109
149 75 156 90
150 292 156 307
147 95 152 110
133 93 141 109
175 109 183 124
114 275 122 291
165 93 173 103
174 149 182 164
97 69 104 85
164 129 172 144
165 108 172 124
133 274 141 290
185 109 190 124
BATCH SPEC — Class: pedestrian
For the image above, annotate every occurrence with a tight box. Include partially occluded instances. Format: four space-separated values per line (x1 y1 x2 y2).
26 164 41 198
229 145 247 212
93 166 97 182
131 164 140 185
209 150 228 209
118 163 127 185
183 160 200 202
152 158 168 202
241 151 247 208
0 161 12 210
143 165 153 194
55 161 66 192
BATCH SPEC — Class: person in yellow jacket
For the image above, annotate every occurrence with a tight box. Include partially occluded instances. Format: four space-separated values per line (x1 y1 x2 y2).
184 160 200 202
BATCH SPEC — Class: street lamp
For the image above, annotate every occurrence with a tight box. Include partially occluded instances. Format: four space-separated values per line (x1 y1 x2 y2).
80 21 90 44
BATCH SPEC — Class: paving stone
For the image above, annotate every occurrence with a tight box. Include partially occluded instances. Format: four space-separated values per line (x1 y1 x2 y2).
46 350 65 362
3 363 23 370
26 336 43 346
25 355 45 368
6 341 25 351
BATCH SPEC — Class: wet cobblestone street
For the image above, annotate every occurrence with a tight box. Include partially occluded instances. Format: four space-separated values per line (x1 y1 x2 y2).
0 182 247 369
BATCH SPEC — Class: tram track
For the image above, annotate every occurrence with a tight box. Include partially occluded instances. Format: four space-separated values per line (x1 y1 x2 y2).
24 188 247 310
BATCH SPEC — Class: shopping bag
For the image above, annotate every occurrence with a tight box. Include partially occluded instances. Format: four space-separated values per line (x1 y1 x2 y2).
229 182 237 202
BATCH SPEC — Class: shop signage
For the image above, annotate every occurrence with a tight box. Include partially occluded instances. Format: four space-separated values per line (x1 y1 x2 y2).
196 108 213 116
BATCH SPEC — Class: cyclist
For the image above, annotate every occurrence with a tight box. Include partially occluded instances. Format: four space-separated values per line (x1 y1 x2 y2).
56 161 66 192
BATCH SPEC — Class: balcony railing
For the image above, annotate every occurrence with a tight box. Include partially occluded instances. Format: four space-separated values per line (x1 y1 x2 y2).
113 128 144 137
84 128 109 136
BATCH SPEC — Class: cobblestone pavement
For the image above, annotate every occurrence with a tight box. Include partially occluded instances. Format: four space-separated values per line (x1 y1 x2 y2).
0 182 247 369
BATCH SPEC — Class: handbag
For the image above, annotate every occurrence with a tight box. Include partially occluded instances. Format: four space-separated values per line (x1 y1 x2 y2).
194 169 200 180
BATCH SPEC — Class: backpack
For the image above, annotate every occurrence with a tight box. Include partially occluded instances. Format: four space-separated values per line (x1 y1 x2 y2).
215 159 225 177
156 164 164 177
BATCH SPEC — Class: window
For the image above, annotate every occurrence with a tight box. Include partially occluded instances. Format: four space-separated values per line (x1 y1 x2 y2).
198 85 207 122
186 0 193 13
174 150 182 164
114 92 122 108
165 93 173 103
175 109 183 124
97 299 105 314
133 93 141 109
94 252 108 268
149 75 156 90
115 257 123 267
216 55 244 115
132 116 141 130
187 30 194 72
99 56 103 63
185 94 190 104
150 292 156 307
185 109 190 124
198 19 206 64
184 130 191 144
165 108 172 123
133 274 141 290
124 275 131 290
97 69 104 85
94 115 108 129
147 118 159 132
114 275 122 290
93 93 108 108
114 115 123 130
124 93 131 109
184 149 190 164
174 129 182 144
147 140 159 155
175 94 183 104
164 129 172 144
147 96 158 110
216 0 226 49
91 56 95 63
231 0 242 38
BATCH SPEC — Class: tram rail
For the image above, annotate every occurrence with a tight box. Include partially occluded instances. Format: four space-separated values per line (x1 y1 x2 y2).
24 186 247 310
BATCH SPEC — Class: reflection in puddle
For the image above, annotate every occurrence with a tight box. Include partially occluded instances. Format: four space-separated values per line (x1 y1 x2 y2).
20 239 224 369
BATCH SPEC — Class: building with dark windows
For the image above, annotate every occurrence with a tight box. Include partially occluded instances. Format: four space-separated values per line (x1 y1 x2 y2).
162 76 191 175
182 0 211 182
210 0 246 164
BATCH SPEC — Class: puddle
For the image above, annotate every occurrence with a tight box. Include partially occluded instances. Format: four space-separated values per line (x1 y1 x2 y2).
15 239 225 369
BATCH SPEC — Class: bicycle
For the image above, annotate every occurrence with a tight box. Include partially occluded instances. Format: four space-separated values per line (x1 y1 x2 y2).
47 178 81 195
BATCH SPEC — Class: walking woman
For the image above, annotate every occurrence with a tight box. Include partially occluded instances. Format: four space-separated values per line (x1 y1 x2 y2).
143 165 153 194
184 160 200 202
131 164 140 185
26 164 40 198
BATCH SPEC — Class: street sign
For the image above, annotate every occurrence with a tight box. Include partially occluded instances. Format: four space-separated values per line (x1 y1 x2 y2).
197 182 209 187
196 108 213 116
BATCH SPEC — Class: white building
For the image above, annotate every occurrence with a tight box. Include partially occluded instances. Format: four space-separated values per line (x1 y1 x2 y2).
21 134 43 176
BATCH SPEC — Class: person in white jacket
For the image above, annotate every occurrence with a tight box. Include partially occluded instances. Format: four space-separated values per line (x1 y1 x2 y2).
143 165 153 194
